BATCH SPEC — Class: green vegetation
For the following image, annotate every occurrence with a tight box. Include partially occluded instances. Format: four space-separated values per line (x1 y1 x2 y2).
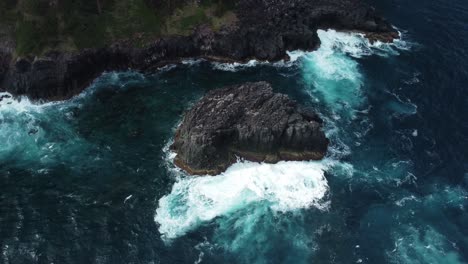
16 16 58 55
179 8 209 31
0 0 17 29
0 0 237 56
112 0 163 39
165 1 237 35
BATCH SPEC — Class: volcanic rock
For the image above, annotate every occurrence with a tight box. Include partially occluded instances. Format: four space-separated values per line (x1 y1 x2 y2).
0 0 398 100
171 82 329 175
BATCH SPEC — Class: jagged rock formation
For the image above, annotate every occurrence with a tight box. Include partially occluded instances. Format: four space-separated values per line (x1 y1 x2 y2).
171 82 329 175
0 0 398 100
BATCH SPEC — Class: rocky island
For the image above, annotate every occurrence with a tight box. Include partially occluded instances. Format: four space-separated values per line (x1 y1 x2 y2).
171 82 329 175
0 0 398 101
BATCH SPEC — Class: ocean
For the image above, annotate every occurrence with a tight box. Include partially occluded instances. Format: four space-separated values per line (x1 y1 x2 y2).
0 0 467 263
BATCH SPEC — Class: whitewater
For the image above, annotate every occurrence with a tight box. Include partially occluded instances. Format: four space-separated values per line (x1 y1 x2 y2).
153 29 418 263
1 22 467 264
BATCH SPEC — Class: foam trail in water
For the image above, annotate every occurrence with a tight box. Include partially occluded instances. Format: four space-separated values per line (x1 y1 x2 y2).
389 226 465 264
300 29 410 117
155 160 329 241
315 29 409 58
0 92 47 113
211 29 409 73
0 93 49 160
387 185 467 264
0 91 99 168
210 50 306 72
155 29 410 244
211 59 265 72
386 90 418 115
299 29 378 118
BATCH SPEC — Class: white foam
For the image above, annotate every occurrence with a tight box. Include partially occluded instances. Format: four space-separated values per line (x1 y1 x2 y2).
124 195 133 203
386 90 418 115
158 64 177 72
299 29 411 121
316 29 410 58
300 31 365 117
210 29 410 73
286 50 307 62
182 58 205 66
0 91 88 165
0 93 44 157
389 226 465 264
0 92 47 113
210 57 299 72
155 160 329 241
395 195 419 207
211 59 263 72
210 47 308 72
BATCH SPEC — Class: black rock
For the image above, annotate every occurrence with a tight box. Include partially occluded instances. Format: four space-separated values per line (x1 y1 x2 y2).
171 82 329 175
0 0 398 100
0 93 11 102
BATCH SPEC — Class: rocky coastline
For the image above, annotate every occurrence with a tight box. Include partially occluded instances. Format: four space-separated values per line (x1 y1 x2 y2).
0 0 398 101
171 82 329 175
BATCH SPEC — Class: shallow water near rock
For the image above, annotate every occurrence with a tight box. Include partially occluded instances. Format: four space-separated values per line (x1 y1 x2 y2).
1 0 468 263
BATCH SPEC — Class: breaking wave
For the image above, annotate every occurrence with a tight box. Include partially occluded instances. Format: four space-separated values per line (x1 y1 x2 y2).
210 29 410 73
154 29 414 262
301 29 410 116
155 161 329 241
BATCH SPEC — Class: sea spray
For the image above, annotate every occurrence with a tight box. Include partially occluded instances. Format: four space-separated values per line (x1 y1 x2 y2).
210 29 410 73
154 161 329 241
212 201 318 264
298 29 406 116
384 185 467 264
297 29 412 161
154 28 411 249
2 14 467 263
0 93 49 162
0 91 110 171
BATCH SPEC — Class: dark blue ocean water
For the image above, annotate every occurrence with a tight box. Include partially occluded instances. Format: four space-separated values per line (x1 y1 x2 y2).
0 0 467 263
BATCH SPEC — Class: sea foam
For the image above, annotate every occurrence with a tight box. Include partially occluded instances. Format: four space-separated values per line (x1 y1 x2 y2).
0 92 44 113
210 29 410 72
154 160 329 241
154 29 411 242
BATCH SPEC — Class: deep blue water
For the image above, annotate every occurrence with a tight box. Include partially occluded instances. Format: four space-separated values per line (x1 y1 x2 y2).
1 0 467 263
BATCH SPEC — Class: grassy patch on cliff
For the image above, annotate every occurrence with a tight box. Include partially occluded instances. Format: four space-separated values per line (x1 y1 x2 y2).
4 0 237 56
165 1 237 35
0 0 17 40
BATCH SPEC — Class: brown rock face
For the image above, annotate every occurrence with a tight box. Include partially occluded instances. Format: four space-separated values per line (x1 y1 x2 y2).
171 82 329 175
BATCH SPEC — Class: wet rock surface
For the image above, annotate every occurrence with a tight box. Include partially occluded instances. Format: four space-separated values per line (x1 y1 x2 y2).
171 82 329 175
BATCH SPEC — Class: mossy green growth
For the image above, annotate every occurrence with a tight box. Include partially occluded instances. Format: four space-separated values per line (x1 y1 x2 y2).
16 15 59 56
165 1 237 36
179 9 210 31
106 0 168 47
0 0 17 27
4 0 237 56
200 0 236 17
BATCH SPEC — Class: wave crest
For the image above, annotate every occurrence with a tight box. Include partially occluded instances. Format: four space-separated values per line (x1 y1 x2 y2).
154 161 329 241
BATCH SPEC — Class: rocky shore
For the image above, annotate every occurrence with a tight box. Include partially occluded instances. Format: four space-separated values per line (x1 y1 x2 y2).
0 0 398 101
171 82 329 175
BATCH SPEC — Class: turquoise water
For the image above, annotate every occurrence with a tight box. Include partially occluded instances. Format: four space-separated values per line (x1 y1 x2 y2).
1 1 468 262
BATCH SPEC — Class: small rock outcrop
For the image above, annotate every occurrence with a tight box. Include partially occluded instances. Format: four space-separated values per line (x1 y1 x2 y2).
171 82 329 175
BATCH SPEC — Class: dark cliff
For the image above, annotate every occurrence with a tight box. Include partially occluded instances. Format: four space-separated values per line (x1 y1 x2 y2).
0 0 398 100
